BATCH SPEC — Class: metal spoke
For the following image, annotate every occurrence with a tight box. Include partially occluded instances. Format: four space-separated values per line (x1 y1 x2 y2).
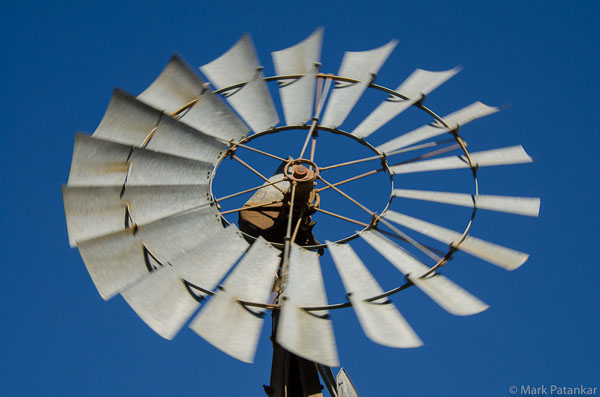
316 142 462 193
317 175 441 261
388 143 462 167
215 178 287 203
315 169 381 193
377 217 441 262
313 207 370 228
318 139 455 171
230 141 288 163
231 155 286 194
317 176 374 217
309 133 317 163
290 208 306 244
299 119 318 159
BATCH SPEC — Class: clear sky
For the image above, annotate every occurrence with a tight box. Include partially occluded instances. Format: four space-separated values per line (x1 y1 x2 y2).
1 1 599 396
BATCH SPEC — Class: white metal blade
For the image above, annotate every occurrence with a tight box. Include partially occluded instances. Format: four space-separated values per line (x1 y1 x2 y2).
378 102 499 153
67 134 212 187
62 184 210 247
360 230 488 316
120 225 248 340
272 28 323 126
326 241 422 348
138 54 249 142
336 368 360 397
389 145 533 174
189 237 280 363
121 266 199 340
321 40 397 128
277 244 339 366
93 89 225 163
77 205 222 300
200 34 279 132
383 210 529 270
393 189 540 217
352 67 460 139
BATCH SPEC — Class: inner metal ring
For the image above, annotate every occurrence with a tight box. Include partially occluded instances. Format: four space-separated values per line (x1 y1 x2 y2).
209 125 394 251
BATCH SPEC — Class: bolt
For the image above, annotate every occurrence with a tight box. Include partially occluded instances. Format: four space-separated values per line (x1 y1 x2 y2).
293 165 308 179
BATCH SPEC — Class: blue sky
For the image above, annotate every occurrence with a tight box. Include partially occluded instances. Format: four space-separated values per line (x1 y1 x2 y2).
1 1 599 396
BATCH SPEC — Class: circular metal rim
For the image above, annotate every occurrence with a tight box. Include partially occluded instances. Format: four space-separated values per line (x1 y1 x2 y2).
206 74 479 310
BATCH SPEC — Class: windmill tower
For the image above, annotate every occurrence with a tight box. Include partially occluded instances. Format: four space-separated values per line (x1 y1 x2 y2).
62 28 539 396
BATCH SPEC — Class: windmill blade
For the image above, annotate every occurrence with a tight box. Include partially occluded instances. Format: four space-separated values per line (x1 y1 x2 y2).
67 134 212 187
93 89 226 163
200 34 279 133
383 211 529 270
389 145 533 174
277 244 339 367
327 241 422 348
378 102 499 153
77 205 222 301
62 184 210 247
321 40 397 128
360 230 488 316
272 28 323 126
352 67 461 139
138 54 249 142
393 189 540 217
121 225 248 340
189 237 280 363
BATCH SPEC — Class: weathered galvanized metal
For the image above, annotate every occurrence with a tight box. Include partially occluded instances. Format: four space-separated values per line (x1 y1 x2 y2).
393 189 541 217
62 28 539 396
272 28 323 126
200 34 279 133
352 67 461 139
93 89 226 162
139 54 249 142
121 225 248 340
189 236 280 363
389 145 533 174
377 101 500 153
68 134 213 186
327 241 422 348
62 184 210 247
321 40 397 128
277 244 339 367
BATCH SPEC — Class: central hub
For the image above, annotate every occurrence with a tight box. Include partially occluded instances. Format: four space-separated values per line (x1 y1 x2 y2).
285 158 319 183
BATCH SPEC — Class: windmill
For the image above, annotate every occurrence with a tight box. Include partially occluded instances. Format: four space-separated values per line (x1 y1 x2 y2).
62 28 539 396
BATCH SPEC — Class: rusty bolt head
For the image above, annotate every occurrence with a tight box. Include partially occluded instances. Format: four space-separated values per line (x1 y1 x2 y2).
293 165 308 179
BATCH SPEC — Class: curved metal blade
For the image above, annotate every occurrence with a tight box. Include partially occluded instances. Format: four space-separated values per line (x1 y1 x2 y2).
378 102 499 153
389 145 533 174
93 89 225 163
321 40 397 128
67 134 213 187
189 237 280 363
200 34 279 133
393 189 540 217
62 184 210 247
277 244 339 367
138 54 249 142
272 28 323 126
352 67 461 139
360 230 488 316
326 241 422 348
121 225 248 340
77 205 222 300
383 210 529 270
